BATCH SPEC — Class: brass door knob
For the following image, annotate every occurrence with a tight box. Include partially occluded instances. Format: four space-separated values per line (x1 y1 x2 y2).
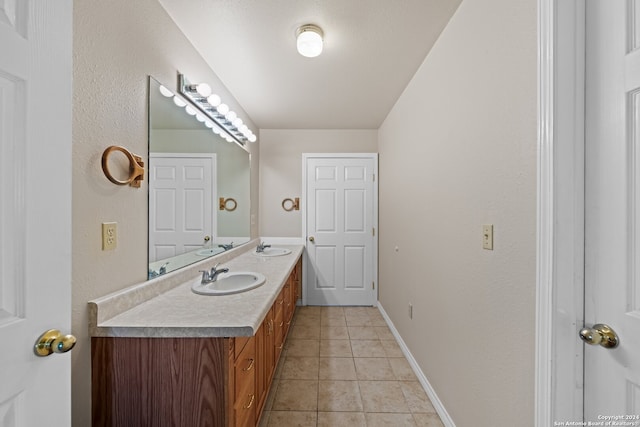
204 235 211 242
34 329 77 357
579 323 619 349
308 236 315 243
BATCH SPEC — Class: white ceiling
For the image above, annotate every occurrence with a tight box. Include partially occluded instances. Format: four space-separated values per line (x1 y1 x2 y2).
158 0 461 130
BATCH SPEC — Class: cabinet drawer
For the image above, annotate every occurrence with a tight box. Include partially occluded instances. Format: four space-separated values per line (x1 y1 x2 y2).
235 390 256 427
234 390 258 427
234 335 251 360
235 337 255 396
234 337 256 427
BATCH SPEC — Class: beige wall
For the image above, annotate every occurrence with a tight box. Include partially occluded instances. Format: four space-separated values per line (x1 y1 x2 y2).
377 0 537 425
72 1 259 424
259 129 377 237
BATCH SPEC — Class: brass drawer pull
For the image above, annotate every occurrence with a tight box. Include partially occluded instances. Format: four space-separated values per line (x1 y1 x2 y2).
243 394 255 409
243 358 255 371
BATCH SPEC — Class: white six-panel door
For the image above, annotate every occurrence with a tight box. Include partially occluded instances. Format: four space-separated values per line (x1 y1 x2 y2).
304 155 377 306
0 1 73 424
584 0 640 419
149 153 216 262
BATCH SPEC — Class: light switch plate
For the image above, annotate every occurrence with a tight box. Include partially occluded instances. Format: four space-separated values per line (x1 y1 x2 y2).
483 224 494 250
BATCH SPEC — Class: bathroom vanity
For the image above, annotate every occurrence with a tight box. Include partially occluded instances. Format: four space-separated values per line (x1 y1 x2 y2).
89 244 303 427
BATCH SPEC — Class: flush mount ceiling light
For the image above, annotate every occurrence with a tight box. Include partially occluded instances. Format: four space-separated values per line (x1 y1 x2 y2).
177 74 257 145
296 24 324 58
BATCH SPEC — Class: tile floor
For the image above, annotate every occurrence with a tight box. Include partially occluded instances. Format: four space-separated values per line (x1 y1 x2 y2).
258 306 445 427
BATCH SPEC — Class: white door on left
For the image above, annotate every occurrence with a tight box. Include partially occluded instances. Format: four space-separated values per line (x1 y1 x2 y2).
0 1 73 425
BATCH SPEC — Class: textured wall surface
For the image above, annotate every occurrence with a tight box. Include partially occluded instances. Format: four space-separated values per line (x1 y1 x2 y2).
259 129 377 237
72 1 258 423
377 0 537 425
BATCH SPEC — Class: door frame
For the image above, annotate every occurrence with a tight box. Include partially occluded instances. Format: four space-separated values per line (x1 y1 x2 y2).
301 153 379 306
536 0 586 424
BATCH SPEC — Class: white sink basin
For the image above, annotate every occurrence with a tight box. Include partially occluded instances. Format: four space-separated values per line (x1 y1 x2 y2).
191 272 266 296
195 248 225 256
254 247 292 257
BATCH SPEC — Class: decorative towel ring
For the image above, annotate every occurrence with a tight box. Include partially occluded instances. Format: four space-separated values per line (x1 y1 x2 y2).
282 198 300 211
219 197 237 211
101 145 145 188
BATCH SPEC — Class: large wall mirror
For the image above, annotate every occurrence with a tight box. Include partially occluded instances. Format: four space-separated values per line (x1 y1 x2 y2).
148 76 251 278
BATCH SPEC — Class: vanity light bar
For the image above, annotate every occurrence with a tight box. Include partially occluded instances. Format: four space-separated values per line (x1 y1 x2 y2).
158 84 233 143
177 74 257 145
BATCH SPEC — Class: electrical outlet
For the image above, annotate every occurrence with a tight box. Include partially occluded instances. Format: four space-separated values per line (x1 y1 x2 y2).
408 303 413 319
483 224 494 250
102 222 117 250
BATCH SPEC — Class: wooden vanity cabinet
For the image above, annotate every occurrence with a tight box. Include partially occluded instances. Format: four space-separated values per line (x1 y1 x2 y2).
91 258 301 427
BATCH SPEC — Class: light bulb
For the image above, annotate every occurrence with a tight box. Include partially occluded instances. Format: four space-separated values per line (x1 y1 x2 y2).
226 111 237 122
248 134 257 143
195 113 206 122
233 118 243 127
159 85 173 97
173 96 187 107
212 127 220 135
204 121 214 128
207 94 221 107
185 105 197 116
195 83 212 97
240 125 249 134
296 25 324 58
217 103 229 115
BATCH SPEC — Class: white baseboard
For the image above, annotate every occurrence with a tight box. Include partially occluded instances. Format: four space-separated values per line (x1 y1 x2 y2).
259 237 305 245
377 302 456 427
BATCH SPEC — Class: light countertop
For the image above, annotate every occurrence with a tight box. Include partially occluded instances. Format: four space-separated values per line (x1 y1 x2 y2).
89 244 304 338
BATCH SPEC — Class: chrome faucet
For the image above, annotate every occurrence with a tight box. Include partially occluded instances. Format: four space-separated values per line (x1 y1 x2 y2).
218 242 234 250
199 263 229 284
256 241 271 253
148 262 169 279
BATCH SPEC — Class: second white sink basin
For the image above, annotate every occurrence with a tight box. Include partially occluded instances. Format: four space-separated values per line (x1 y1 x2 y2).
195 247 225 256
191 272 266 296
254 247 292 257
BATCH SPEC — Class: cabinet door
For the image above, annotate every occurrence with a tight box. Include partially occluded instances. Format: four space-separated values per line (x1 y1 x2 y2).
274 295 285 363
255 322 267 420
293 258 302 302
265 306 275 383
283 279 292 337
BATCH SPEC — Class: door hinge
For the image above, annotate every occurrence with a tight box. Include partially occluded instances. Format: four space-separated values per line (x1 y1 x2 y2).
372 281 375 290
373 173 376 182
372 227 375 236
